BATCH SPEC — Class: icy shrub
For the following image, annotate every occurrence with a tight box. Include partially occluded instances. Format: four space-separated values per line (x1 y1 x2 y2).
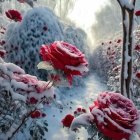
0 58 55 139
4 7 63 78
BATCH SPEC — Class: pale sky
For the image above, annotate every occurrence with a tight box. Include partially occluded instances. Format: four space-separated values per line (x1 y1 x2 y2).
66 0 110 46
67 0 110 30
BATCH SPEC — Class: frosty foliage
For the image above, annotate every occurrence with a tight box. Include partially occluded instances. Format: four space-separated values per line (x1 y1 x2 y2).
0 58 55 139
4 7 89 83
4 7 63 78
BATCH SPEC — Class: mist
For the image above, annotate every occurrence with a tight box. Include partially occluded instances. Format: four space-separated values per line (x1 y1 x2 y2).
46 0 122 49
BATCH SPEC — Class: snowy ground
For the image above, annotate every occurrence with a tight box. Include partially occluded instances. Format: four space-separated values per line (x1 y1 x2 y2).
45 74 107 140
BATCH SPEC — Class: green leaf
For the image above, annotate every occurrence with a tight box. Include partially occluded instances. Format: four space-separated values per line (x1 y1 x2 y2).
37 61 54 70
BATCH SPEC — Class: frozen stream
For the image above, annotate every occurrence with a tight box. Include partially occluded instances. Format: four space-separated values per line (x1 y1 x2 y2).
45 74 107 140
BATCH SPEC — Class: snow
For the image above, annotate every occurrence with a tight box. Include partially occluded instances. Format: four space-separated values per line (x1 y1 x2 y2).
56 41 81 58
66 65 89 74
119 0 134 9
71 113 94 130
44 74 107 140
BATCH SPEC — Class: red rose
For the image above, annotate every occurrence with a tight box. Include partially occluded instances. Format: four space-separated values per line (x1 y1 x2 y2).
136 71 140 79
13 74 38 85
5 10 22 22
89 101 98 112
40 41 88 85
135 10 140 16
29 97 38 104
135 45 140 52
31 110 41 118
61 114 74 128
91 92 139 140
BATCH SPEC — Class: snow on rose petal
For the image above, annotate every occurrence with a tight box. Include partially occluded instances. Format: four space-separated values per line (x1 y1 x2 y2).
91 92 139 140
61 114 74 128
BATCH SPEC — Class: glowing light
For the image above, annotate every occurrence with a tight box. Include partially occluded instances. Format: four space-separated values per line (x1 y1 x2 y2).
67 0 109 29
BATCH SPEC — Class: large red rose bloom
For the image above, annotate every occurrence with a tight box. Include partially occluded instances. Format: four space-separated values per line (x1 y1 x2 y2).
40 41 88 84
90 92 139 140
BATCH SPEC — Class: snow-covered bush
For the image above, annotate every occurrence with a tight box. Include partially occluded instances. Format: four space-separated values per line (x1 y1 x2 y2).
0 58 55 139
4 7 63 78
4 7 89 82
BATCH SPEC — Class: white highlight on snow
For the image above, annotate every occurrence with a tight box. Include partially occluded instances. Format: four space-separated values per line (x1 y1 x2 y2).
71 113 94 130
119 0 134 9
66 65 89 74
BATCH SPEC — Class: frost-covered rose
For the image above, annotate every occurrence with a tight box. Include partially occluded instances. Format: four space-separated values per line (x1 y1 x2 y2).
5 9 22 22
90 92 139 140
61 114 74 128
40 41 88 84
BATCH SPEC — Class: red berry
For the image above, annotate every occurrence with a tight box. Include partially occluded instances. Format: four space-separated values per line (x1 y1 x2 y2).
74 111 77 114
77 108 82 112
82 109 86 113
31 110 41 118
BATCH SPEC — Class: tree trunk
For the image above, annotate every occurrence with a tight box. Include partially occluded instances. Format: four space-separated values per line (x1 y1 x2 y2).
117 0 136 99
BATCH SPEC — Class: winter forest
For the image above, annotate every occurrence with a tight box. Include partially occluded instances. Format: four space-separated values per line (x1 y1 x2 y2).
0 0 140 140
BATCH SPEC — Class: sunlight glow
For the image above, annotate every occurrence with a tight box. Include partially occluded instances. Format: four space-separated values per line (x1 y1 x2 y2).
67 0 110 29
67 0 110 46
